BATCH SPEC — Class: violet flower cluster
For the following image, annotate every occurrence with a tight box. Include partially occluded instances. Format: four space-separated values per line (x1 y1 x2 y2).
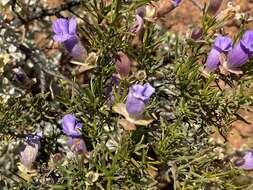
126 83 155 118
53 18 87 59
205 31 253 72
61 114 87 154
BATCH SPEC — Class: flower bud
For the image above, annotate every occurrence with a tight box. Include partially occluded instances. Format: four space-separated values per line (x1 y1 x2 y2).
207 0 223 16
115 52 131 78
190 27 203 40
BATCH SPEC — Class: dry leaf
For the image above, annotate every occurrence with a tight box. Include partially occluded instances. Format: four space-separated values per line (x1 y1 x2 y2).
117 118 136 130
113 103 154 127
17 162 37 181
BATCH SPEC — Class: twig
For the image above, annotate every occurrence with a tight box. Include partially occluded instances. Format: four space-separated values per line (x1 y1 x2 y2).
11 0 81 27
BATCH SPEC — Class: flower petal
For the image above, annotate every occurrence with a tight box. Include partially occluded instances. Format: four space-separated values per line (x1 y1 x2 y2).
238 151 253 170
68 18 77 35
143 83 155 101
53 18 69 34
205 48 221 71
228 43 250 68
53 34 72 42
241 30 253 53
126 93 145 117
213 36 232 52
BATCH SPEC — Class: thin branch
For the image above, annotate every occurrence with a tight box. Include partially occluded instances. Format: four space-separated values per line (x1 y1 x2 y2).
11 0 81 27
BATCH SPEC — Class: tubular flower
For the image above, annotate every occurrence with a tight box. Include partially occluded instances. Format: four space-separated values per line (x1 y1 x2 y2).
52 18 87 59
61 114 87 154
20 132 43 169
205 36 232 71
227 30 253 68
61 114 83 137
126 83 155 118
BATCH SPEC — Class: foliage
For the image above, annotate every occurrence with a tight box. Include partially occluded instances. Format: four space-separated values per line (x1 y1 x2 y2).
0 0 253 189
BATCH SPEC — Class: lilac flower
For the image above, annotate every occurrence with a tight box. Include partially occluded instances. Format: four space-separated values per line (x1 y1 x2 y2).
61 115 87 154
129 14 144 35
172 0 181 7
115 52 131 78
126 83 155 117
20 132 42 169
227 30 253 68
53 18 77 42
61 114 83 137
67 137 87 154
205 36 232 71
52 18 87 59
235 151 253 170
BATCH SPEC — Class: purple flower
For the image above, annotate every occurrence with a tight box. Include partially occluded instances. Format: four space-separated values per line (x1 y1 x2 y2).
20 132 42 169
235 151 253 170
52 18 86 59
62 37 86 59
172 0 181 7
129 14 144 35
53 18 77 42
228 30 253 68
61 114 83 137
126 83 155 117
67 137 87 154
205 36 232 71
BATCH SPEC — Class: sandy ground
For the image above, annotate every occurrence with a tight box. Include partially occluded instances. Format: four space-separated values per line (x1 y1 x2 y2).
167 0 253 35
